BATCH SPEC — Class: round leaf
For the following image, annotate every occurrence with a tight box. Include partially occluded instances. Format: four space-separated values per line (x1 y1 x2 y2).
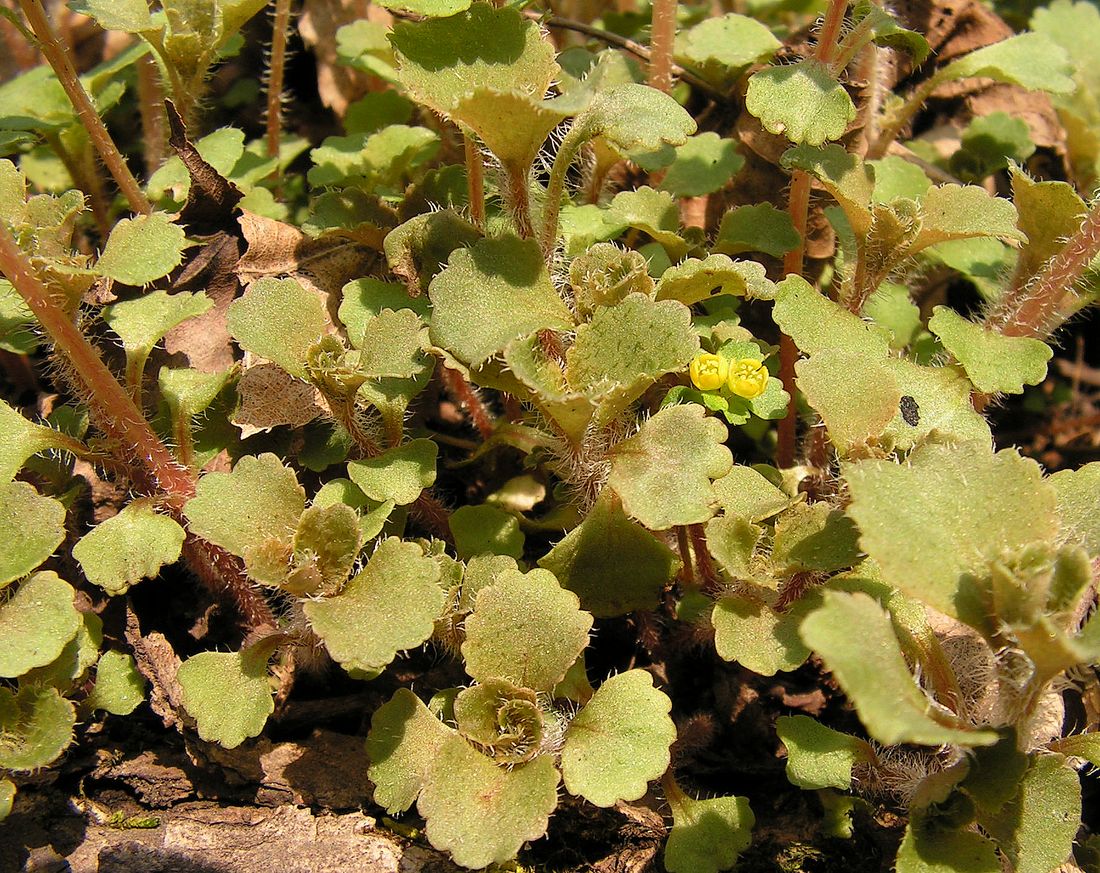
560 669 675 807
177 648 275 749
0 571 80 678
0 685 76 771
664 791 754 873
87 650 146 715
73 500 186 595
746 61 856 146
95 213 187 286
226 278 329 379
0 481 66 589
346 439 438 506
463 567 592 692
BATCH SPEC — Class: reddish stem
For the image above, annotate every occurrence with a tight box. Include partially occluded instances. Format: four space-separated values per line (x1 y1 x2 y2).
136 53 167 176
0 222 192 502
265 0 292 160
441 366 494 439
687 523 720 594
647 0 677 93
18 0 152 215
777 171 812 468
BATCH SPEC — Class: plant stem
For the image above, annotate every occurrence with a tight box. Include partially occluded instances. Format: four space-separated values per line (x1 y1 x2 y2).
867 79 936 160
18 0 152 215
687 523 720 594
777 171 811 469
463 131 486 231
985 199 1100 340
647 0 677 94
441 365 494 439
504 163 534 240
676 526 694 586
540 123 588 257
265 0 292 160
136 53 167 176
775 0 849 469
43 131 111 237
0 221 192 502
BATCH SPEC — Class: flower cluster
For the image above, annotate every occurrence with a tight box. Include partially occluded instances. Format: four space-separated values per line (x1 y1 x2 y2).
689 353 769 399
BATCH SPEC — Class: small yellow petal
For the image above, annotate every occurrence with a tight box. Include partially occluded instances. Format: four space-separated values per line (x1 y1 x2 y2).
689 353 728 391
727 358 769 399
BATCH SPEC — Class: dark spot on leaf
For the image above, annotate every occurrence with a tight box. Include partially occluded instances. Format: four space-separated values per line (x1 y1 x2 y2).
900 395 920 426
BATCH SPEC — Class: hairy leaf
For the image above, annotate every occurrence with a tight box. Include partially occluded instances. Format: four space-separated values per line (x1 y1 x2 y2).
929 307 1051 394
177 645 275 749
935 32 1074 94
304 537 443 673
579 83 696 155
801 591 998 746
428 236 572 367
0 572 80 678
463 567 591 691
776 715 873 790
73 500 186 595
1049 463 1100 557
658 133 744 198
367 688 453 814
539 491 679 617
746 61 856 146
418 734 560 869
0 400 77 483
87 650 146 715
227 278 328 379
655 255 773 305
0 481 66 589
346 439 438 506
674 13 779 89
664 791 754 873
560 670 676 806
796 351 901 452
0 685 76 771
714 204 801 257
449 504 524 560
95 213 187 286
711 465 789 521
712 594 810 675
608 404 731 530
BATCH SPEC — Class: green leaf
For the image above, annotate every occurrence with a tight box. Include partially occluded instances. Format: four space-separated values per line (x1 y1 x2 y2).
87 650 146 715
70 0 159 33
0 278 38 354
714 204 800 258
367 688 453 814
864 282 922 349
657 134 744 198
336 20 398 81
568 244 653 316
851 0 930 64
962 730 1029 813
566 293 698 413
914 185 1025 250
844 445 1057 628
373 0 470 17
711 466 789 521
284 502 363 595
417 734 560 869
463 567 592 692
226 278 329 380
1010 169 1087 288
184 453 305 560
73 499 186 595
304 537 443 673
607 187 690 259
713 592 812 674
176 645 275 749
307 125 439 189
800 591 998 746
539 491 679 617
428 236 573 367
796 351 901 453
951 114 1035 182
339 278 429 340
664 791 754 873
578 83 696 155
895 822 1000 873
1049 462 1100 557
608 404 732 530
979 755 1080 873
24 611 102 689
0 571 80 678
455 88 569 171
928 307 1051 394
449 504 524 560
674 13 780 89
103 290 212 370
655 255 773 305
0 481 66 589
346 439 438 506
705 515 761 580
0 779 12 820
870 157 932 204
95 213 187 286
560 669 675 807
879 356 991 450
0 685 76 771
453 679 543 763
781 144 876 235
746 61 856 146
390 4 559 120
385 209 482 295
934 32 1074 95
776 715 872 790
357 308 429 379
0 400 78 483
772 275 891 358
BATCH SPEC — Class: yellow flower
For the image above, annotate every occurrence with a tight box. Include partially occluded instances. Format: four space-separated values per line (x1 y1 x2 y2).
727 358 769 399
689 353 728 391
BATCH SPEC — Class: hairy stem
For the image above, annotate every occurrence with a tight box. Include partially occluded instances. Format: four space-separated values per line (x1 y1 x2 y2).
265 0 292 160
687 523 720 595
463 131 486 231
777 171 811 468
647 0 677 93
441 365 495 439
985 198 1100 340
503 162 534 240
18 0 152 215
867 79 936 160
43 131 111 237
136 53 167 176
541 123 588 257
0 221 192 502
